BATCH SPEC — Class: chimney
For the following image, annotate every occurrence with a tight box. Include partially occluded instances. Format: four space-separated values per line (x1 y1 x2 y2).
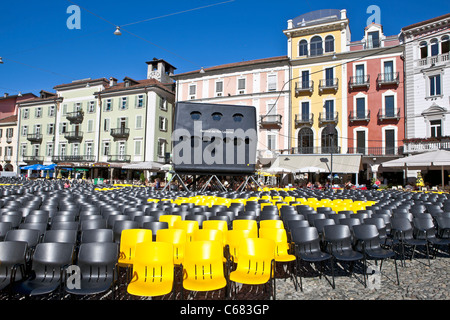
4 93 9 97
109 77 117 87
340 9 347 20
287 19 293 29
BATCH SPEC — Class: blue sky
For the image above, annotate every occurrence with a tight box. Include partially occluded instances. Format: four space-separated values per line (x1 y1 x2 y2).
1 0 449 96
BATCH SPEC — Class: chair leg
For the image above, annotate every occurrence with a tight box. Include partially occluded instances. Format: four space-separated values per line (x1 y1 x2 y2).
330 257 335 289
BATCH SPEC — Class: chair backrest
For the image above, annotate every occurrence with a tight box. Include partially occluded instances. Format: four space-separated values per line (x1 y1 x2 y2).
287 219 310 231
313 218 336 235
0 241 28 282
232 219 258 237
43 229 78 244
50 221 79 231
0 221 13 241
352 224 382 251
113 220 139 242
80 229 114 243
24 214 49 224
290 226 322 253
323 225 353 249
192 229 223 245
76 242 119 279
1 214 22 228
80 218 107 231
234 238 275 277
5 229 40 248
390 217 414 239
30 242 74 279
119 229 153 265
183 240 225 281
156 228 186 264
159 215 182 228
259 219 284 229
225 229 252 262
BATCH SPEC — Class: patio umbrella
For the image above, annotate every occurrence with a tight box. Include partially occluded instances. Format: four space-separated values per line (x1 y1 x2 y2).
295 166 327 173
266 166 292 174
41 164 57 170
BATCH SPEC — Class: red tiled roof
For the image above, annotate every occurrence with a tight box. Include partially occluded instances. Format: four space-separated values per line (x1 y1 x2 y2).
402 13 450 31
0 114 17 124
173 56 289 77
53 78 109 89
101 78 175 94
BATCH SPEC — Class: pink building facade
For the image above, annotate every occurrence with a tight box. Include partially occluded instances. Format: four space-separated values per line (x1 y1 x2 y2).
173 56 291 167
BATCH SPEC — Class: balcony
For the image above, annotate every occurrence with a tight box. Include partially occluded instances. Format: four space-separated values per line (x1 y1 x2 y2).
349 110 370 123
349 75 370 90
27 133 43 144
110 128 130 139
403 139 450 154
64 131 83 143
107 154 131 162
378 108 401 121
23 156 44 164
347 147 403 156
319 112 338 125
319 78 338 93
377 72 399 87
260 114 282 129
295 80 314 94
295 113 314 126
291 146 341 155
417 53 450 67
66 111 84 124
52 155 96 163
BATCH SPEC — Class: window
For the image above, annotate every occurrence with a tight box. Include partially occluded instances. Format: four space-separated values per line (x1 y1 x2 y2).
356 131 366 154
431 38 439 56
159 117 167 131
47 124 54 135
325 68 334 86
324 35 334 53
0 129 2 138
22 125 28 136
355 64 365 84
103 142 110 156
72 144 79 156
157 139 166 157
74 103 81 112
442 35 450 54
48 106 55 117
159 96 167 110
137 95 144 108
136 115 143 129
268 74 277 91
134 140 142 155
23 108 29 119
60 122 67 134
60 144 66 156
86 142 93 157
310 36 323 56
120 97 127 110
267 133 276 151
383 61 394 81
33 145 40 157
215 81 223 96
62 104 67 115
105 99 112 111
34 125 41 135
301 71 310 88
87 119 94 132
118 142 126 159
104 119 110 132
324 100 334 120
385 129 395 155
88 101 95 113
356 97 366 119
385 95 395 117
238 78 246 94
189 84 196 99
301 102 310 121
298 128 313 154
299 40 308 56
420 41 428 59
430 120 442 138
321 127 338 153
46 144 53 157
21 145 27 157
367 31 380 48
6 128 13 138
429 75 442 96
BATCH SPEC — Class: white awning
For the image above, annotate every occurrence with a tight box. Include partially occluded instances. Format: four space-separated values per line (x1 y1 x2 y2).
271 154 362 174
121 161 163 171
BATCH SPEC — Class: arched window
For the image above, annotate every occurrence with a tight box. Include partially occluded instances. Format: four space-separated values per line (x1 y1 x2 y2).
321 127 338 153
441 35 449 54
430 38 439 56
299 40 308 57
419 41 428 59
324 35 334 53
310 36 323 57
298 128 314 154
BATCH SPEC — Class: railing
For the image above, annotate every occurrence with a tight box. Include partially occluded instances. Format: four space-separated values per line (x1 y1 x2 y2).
378 108 401 121
295 113 314 126
295 80 314 93
107 154 131 162
377 72 399 86
417 53 450 67
27 133 43 143
347 147 403 156
52 155 96 163
290 146 341 154
66 111 84 124
404 141 450 154
364 40 381 49
260 114 282 127
257 149 279 159
64 131 83 142
318 112 338 124
349 75 370 89
319 78 339 92
22 156 44 164
349 110 370 122
110 128 130 139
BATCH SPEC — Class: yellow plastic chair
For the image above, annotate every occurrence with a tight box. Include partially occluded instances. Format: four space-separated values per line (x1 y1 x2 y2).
225 229 252 264
159 215 182 228
118 229 153 281
232 219 258 238
156 228 186 265
259 219 284 229
173 220 199 242
202 220 228 245
182 240 228 298
126 241 176 298
229 238 276 300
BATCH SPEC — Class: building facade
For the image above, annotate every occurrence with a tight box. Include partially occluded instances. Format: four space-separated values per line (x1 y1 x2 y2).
172 56 290 167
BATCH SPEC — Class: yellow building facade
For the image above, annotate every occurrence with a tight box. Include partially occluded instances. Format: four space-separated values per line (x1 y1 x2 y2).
284 9 350 155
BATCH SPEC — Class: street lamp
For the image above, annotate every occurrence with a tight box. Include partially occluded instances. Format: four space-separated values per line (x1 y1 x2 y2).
325 124 336 188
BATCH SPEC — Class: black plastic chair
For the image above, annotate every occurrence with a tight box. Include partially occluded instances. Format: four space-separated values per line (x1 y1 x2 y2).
142 221 169 240
80 229 114 243
1 213 22 228
0 221 12 241
352 224 400 287
14 242 74 299
313 218 335 239
6 229 41 260
112 220 139 243
0 241 28 296
290 227 333 291
64 242 119 299
413 217 450 258
43 229 78 245
390 217 430 267
134 215 156 228
50 221 79 231
323 225 364 289
185 214 207 228
80 218 107 231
